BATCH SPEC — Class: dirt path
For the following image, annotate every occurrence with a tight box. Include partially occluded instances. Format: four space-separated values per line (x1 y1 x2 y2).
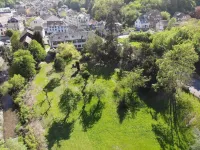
3 109 18 139
1 95 18 139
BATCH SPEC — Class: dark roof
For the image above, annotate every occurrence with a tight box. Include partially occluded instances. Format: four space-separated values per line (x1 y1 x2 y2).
47 21 65 26
8 17 19 23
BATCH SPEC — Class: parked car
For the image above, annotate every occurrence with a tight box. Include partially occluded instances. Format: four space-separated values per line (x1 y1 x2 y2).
4 40 11 46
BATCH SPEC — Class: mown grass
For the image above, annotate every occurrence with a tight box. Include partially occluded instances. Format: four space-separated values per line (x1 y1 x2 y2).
30 62 200 150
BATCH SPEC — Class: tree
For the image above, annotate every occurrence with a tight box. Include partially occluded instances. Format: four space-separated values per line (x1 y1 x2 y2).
5 29 13 37
5 138 27 150
54 57 65 72
121 1 141 25
167 17 177 30
8 74 25 92
70 0 80 11
0 46 13 64
28 40 46 62
11 32 23 52
161 11 171 20
10 50 36 79
57 43 80 61
154 42 198 93
32 32 44 48
84 34 103 59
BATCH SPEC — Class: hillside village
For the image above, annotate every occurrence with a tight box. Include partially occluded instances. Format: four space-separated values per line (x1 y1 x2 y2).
0 0 196 50
1 0 200 149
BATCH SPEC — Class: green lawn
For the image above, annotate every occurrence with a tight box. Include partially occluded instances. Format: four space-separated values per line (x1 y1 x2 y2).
30 62 200 150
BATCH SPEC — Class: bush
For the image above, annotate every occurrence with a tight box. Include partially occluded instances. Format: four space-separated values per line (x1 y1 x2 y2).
9 74 25 92
24 127 38 150
5 30 13 37
129 32 152 42
54 57 65 72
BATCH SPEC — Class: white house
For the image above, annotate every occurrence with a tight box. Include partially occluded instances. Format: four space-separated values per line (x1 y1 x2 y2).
45 16 68 34
65 12 90 29
0 7 11 14
49 28 93 49
30 17 44 29
7 17 25 32
135 16 150 30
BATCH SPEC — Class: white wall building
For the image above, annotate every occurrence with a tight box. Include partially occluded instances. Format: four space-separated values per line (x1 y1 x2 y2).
30 17 44 29
135 16 150 30
7 17 25 32
65 12 90 29
49 28 93 49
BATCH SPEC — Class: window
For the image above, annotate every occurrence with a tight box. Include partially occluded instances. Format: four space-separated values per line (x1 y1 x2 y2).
58 37 60 39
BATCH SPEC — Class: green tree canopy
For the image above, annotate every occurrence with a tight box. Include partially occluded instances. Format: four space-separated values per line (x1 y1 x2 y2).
11 32 23 52
28 40 46 62
154 42 198 93
10 50 36 79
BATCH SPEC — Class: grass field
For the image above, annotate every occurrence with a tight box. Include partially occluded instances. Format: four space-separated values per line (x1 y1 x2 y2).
29 62 200 150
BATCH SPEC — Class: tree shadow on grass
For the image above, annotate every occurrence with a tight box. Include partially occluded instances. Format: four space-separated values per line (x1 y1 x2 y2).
117 94 144 124
44 78 61 92
46 120 75 149
86 61 117 79
80 100 105 131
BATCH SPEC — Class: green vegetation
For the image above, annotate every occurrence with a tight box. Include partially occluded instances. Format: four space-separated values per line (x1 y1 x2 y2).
28 40 46 62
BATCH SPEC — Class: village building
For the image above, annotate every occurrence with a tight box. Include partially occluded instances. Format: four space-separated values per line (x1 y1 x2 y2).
156 20 169 31
49 27 92 49
7 16 25 32
65 11 90 29
30 17 45 29
135 10 162 30
45 16 68 34
173 12 191 22
20 29 34 47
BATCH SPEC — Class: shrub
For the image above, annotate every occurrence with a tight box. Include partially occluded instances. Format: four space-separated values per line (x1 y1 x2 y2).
5 30 13 37
24 127 38 150
54 57 65 72
9 74 25 92
129 32 152 42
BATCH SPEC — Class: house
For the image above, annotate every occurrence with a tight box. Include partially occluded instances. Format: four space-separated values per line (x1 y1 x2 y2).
34 26 45 38
65 12 90 29
173 12 191 22
45 16 68 34
156 20 169 31
20 29 33 47
0 23 6 37
7 17 25 32
135 10 162 30
0 7 11 14
49 27 92 49
30 17 45 29
15 2 26 15
135 16 150 31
